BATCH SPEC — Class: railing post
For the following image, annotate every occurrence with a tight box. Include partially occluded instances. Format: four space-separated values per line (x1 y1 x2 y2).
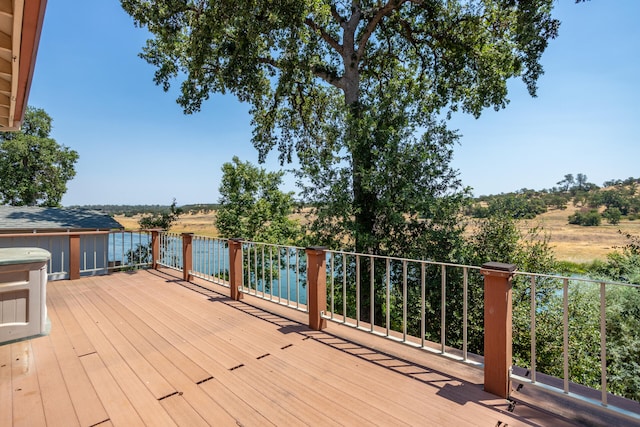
151 230 160 269
306 247 327 331
69 233 80 280
182 233 193 282
481 261 516 399
228 239 244 301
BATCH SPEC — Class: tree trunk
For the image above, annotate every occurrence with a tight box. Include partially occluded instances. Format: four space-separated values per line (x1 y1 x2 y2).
342 38 377 255
343 59 381 326
350 117 377 254
341 9 380 324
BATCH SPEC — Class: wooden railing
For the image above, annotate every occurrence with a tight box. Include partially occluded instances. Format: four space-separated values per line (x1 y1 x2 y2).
0 230 153 280
3 229 638 422
146 231 516 399
147 231 640 424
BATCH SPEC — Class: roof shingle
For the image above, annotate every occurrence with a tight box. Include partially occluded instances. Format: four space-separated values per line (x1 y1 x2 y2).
0 206 123 232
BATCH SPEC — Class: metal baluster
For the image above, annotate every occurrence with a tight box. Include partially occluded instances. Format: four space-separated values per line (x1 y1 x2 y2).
342 253 347 323
386 258 391 337
421 262 426 349
330 253 335 320
600 282 608 406
370 256 374 332
563 278 569 394
463 267 468 361
356 255 361 329
531 275 537 383
441 264 446 354
402 260 407 342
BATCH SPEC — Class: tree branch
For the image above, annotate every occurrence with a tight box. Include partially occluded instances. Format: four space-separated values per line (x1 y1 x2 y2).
305 17 343 55
258 55 344 90
257 56 279 69
356 0 406 60
330 4 346 28
312 65 345 89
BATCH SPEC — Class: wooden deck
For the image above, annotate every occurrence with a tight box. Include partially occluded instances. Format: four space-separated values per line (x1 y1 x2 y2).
2 268 582 426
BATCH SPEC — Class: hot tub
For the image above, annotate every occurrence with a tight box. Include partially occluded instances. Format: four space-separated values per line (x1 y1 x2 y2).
0 247 50 344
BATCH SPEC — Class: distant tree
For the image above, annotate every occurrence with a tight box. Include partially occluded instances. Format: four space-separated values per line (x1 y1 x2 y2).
557 174 575 192
568 209 601 226
481 193 547 220
575 173 588 191
600 188 632 216
468 204 490 218
585 190 603 209
572 190 589 207
544 193 569 210
215 157 300 244
603 179 622 188
0 107 78 207
603 207 622 225
138 198 183 230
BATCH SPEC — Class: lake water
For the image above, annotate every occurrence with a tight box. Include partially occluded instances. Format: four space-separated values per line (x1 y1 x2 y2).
109 233 307 304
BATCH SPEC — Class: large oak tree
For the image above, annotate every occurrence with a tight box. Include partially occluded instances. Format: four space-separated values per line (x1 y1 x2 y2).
121 0 559 255
0 107 78 207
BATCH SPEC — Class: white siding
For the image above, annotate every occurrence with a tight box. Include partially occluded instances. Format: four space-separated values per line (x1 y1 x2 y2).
0 235 110 280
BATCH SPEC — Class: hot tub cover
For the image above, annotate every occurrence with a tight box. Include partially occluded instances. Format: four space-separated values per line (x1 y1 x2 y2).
0 247 51 266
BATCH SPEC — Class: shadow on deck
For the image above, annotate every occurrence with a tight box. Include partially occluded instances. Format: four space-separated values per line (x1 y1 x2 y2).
1 269 592 426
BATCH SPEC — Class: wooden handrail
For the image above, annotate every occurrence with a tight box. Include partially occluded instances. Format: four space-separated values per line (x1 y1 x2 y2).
0 230 113 238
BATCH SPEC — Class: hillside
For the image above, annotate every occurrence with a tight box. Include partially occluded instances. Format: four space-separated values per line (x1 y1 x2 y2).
114 211 220 238
110 176 640 263
114 206 640 263
520 205 640 263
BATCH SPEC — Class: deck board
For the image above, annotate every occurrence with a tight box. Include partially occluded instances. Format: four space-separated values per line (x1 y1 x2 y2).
55 282 177 426
11 341 47 427
30 335 80 427
115 279 305 369
79 352 147 426
236 357 403 425
101 275 249 373
197 376 277 426
108 273 431 423
78 277 211 385
59 279 177 400
89 276 223 384
0 269 589 426
0 343 13 426
43 297 110 426
158 393 210 427
71 277 241 424
46 284 95 358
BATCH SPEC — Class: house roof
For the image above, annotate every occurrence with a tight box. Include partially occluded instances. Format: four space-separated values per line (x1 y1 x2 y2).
0 0 47 130
0 205 123 232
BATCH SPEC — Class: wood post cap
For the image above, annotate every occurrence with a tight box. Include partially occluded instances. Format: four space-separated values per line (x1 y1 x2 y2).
481 262 517 276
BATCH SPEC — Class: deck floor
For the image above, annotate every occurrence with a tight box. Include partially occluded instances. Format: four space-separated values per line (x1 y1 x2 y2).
2 269 581 426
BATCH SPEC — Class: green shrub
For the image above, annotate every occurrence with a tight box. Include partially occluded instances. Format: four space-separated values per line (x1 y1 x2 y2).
568 209 602 226
603 207 622 225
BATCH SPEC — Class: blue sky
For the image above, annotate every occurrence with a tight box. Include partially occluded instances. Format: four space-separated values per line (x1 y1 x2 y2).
27 1 640 206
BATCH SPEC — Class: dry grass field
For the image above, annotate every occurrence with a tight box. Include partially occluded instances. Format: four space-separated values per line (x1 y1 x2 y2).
115 205 640 263
519 206 640 263
114 212 220 237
